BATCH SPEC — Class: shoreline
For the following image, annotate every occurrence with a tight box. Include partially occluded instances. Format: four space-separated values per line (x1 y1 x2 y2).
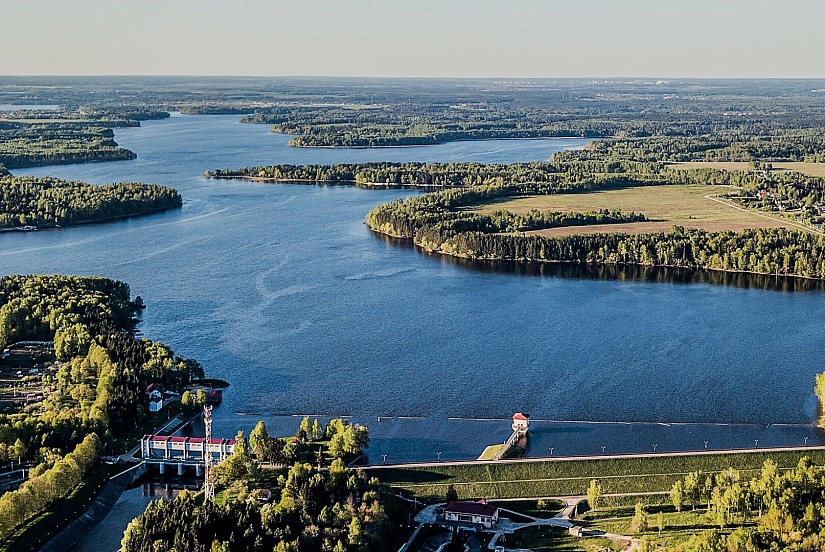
282 135 593 150
366 227 825 284
0 203 183 234
206 174 446 189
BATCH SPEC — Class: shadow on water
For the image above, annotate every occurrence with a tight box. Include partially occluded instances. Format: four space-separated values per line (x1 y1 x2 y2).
371 233 825 293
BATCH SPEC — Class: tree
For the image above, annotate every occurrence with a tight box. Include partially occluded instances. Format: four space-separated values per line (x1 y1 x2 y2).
587 479 603 510
445 485 458 503
684 471 702 510
329 433 347 458
298 417 312 440
11 438 25 465
195 389 207 406
630 502 648 533
249 421 269 460
656 511 665 537
181 390 193 407
311 419 324 441
671 480 685 511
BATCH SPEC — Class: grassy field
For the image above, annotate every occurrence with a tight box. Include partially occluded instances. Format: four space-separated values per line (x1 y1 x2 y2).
580 505 731 550
670 161 825 178
371 449 825 501
473 184 792 236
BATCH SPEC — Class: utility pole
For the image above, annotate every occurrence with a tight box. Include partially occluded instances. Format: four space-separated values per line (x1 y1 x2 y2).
203 405 214 503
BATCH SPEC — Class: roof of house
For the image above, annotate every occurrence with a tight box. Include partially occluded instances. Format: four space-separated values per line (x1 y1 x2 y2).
444 501 499 517
513 412 529 421
147 383 160 392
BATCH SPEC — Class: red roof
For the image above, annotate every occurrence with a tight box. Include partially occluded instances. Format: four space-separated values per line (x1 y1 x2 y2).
513 413 529 421
445 501 499 517
145 435 235 446
188 437 230 445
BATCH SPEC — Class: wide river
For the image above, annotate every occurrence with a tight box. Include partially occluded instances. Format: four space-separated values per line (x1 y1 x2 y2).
7 115 825 466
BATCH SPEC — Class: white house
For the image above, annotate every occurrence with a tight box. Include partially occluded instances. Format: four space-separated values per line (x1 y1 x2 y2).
512 412 529 435
148 384 163 412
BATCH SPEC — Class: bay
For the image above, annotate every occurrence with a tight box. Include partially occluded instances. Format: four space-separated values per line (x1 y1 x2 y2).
5 114 824 461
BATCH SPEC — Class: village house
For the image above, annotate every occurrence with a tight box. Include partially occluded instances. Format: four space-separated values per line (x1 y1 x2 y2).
147 383 163 412
443 500 500 529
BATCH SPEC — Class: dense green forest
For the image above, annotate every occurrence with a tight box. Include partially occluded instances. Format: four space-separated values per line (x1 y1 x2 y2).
121 419 389 552
0 175 182 229
205 160 764 190
0 275 203 541
0 108 168 169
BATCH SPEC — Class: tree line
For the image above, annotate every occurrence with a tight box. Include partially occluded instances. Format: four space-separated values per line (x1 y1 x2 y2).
0 175 182 228
0 433 98 541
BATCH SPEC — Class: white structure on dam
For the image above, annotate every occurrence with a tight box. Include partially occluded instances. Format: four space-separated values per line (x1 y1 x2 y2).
140 434 235 463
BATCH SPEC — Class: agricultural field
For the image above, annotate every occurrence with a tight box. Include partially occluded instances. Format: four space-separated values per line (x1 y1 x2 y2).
473 185 795 237
371 449 825 501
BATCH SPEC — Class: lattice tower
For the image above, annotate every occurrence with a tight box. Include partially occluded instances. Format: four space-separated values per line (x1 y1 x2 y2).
203 405 215 502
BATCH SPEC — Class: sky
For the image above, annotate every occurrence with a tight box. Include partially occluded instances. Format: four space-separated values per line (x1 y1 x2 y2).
3 0 825 78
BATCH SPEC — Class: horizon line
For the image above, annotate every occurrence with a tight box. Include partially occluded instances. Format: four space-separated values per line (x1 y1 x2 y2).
2 74 825 81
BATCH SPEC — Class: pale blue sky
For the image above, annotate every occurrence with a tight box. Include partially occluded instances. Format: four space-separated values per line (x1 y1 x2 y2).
3 0 825 77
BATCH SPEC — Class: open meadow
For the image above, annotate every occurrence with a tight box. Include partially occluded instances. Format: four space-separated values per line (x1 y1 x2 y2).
473 184 795 237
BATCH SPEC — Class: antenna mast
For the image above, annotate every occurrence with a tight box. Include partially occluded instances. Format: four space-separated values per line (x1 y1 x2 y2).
203 404 215 502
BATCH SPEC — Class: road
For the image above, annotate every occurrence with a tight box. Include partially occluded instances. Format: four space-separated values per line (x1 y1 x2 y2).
362 444 825 470
705 193 825 236
408 493 644 552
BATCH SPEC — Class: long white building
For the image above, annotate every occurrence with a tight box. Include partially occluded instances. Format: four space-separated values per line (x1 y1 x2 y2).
140 434 235 462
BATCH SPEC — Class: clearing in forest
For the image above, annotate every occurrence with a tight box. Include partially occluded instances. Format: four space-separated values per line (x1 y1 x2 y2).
473 184 795 237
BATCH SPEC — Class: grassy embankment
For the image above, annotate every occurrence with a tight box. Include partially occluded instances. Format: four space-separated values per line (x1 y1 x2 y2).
372 449 825 501
473 184 795 237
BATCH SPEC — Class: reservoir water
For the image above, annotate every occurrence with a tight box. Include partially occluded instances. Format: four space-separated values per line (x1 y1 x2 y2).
5 114 825 464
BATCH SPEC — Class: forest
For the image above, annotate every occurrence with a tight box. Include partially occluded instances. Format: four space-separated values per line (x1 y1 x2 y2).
0 275 203 541
0 108 167 169
121 419 390 552
0 175 182 229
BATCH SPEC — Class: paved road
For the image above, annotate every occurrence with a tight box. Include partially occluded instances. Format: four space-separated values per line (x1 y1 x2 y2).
410 493 646 552
363 444 825 470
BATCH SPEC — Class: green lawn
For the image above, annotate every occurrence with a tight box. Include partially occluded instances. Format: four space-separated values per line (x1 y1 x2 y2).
580 505 739 550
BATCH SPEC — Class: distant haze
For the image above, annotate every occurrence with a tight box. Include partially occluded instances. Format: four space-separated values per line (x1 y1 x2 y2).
3 0 825 78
